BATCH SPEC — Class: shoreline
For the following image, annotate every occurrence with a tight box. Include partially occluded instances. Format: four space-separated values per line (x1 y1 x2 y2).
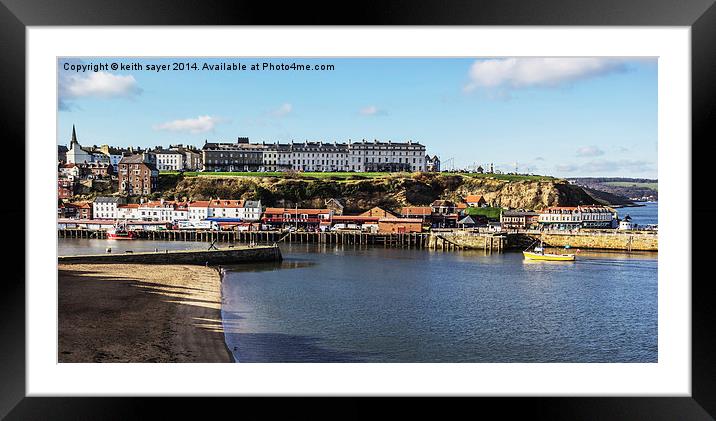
58 263 234 363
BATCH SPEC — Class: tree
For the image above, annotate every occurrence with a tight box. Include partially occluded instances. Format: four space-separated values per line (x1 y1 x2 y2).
477 166 484 174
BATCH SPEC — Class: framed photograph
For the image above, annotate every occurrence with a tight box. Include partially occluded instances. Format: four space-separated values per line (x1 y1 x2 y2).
3 0 714 418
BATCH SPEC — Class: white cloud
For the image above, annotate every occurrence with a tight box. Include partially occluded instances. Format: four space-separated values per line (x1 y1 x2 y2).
576 146 605 157
153 115 226 134
464 58 628 91
63 71 142 99
359 105 387 116
271 103 293 118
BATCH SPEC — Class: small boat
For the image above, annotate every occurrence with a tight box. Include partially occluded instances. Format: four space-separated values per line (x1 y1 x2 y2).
106 221 137 240
523 240 575 261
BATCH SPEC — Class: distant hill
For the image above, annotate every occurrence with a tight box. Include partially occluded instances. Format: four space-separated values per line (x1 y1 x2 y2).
567 177 658 204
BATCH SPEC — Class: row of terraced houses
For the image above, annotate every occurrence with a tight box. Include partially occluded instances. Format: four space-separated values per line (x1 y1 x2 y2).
58 194 621 233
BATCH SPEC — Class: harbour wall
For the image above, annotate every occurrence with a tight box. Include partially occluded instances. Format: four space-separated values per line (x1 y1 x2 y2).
58 245 283 265
506 231 658 252
429 232 506 251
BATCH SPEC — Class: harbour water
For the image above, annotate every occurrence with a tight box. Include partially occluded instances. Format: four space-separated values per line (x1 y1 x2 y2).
617 201 658 226
220 244 657 363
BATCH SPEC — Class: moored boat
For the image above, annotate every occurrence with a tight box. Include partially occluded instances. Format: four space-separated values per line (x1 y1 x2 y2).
106 221 137 240
523 240 576 261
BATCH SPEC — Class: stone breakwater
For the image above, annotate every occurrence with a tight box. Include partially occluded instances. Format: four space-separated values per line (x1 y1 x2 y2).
507 231 658 251
435 231 657 252
58 245 283 265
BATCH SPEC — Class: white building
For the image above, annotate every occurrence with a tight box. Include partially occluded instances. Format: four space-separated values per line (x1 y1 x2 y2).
136 200 189 221
65 125 108 165
92 197 123 219
276 141 349 172
241 200 262 221
208 199 243 219
618 215 635 230
116 204 140 220
539 205 617 230
348 139 426 172
188 201 211 221
154 149 185 171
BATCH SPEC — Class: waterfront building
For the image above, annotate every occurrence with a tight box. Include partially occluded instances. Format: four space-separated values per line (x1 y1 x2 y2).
188 201 211 221
324 198 345 216
618 215 635 230
136 200 188 221
116 203 140 219
208 199 244 219
58 202 78 219
400 206 433 220
426 155 440 172
262 207 333 230
93 197 124 219
378 217 423 233
117 154 159 196
75 202 93 219
579 205 618 229
465 195 487 208
500 210 540 230
430 200 456 215
330 215 381 231
538 205 616 230
538 207 581 230
360 206 397 218
153 148 185 171
242 200 263 221
457 215 479 228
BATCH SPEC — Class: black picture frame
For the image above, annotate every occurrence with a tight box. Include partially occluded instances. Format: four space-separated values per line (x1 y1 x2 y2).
2 0 714 418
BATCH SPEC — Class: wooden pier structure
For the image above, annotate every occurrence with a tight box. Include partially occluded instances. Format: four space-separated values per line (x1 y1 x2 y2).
58 229 435 248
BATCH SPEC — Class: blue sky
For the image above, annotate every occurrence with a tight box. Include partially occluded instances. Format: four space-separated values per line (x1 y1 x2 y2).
58 57 657 178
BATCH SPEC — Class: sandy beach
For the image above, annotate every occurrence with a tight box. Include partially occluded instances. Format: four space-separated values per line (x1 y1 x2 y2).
58 263 233 363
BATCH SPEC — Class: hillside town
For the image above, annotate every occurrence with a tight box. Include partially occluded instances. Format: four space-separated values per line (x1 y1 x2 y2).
58 126 651 235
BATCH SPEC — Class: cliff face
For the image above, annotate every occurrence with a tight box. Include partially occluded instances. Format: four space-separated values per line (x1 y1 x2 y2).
451 177 597 210
157 173 601 212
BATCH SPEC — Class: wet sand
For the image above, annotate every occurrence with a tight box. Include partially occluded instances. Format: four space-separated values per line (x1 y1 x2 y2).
58 263 233 363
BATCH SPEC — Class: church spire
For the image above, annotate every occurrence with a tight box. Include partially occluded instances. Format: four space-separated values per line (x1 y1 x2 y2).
71 125 77 143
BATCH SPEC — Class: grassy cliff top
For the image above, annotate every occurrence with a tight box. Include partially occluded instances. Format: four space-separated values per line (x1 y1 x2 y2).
161 171 559 183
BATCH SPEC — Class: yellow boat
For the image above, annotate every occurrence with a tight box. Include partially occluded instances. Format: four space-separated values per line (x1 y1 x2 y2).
523 251 576 261
523 240 576 261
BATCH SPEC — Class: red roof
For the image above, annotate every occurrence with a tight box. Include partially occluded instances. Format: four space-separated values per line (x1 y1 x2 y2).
465 195 485 203
379 218 424 223
209 199 243 208
265 208 331 215
331 215 380 222
118 204 140 209
188 201 211 208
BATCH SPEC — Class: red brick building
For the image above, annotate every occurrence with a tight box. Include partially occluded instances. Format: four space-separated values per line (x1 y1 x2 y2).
58 178 76 199
118 155 158 196
378 217 423 233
